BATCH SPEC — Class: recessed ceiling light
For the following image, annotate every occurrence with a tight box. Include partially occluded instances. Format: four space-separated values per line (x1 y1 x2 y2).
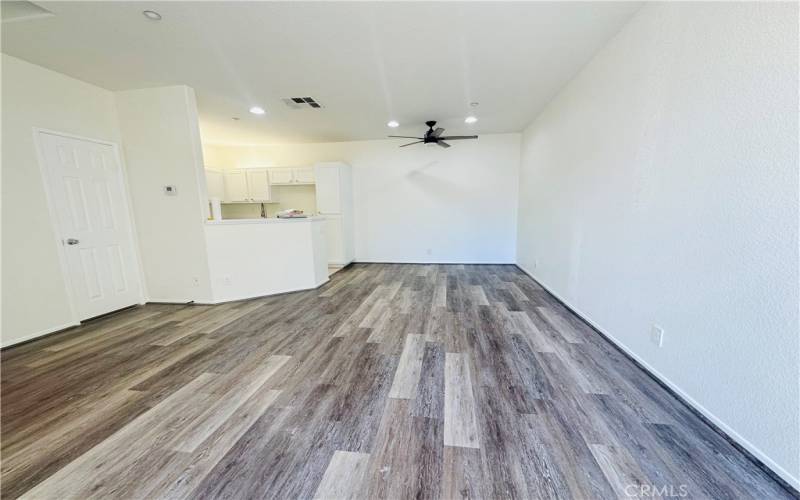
142 10 162 21
387 120 399 128
249 106 266 115
465 116 478 124
470 102 479 107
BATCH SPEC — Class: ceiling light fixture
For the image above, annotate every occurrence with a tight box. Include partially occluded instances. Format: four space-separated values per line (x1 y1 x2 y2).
142 10 162 21
249 106 266 115
465 116 478 124
387 120 399 128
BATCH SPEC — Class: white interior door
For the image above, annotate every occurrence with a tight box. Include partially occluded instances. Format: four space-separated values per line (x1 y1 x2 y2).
38 131 142 320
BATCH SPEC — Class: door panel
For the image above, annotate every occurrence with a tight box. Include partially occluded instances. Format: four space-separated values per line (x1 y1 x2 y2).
224 170 249 202
64 177 91 230
324 214 344 264
268 168 294 185
107 245 128 293
80 247 103 300
314 165 341 214
94 179 116 229
293 167 315 184
38 132 141 320
246 169 271 201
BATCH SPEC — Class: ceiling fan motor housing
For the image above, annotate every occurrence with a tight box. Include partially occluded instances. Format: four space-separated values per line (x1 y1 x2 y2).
387 120 477 148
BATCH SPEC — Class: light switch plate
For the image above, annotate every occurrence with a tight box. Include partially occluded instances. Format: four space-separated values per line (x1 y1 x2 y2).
650 325 664 347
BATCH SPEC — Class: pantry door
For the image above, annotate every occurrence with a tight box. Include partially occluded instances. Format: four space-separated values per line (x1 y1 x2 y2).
37 131 142 320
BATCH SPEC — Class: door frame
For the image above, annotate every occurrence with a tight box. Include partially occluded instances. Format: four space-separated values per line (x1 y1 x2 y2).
32 127 147 325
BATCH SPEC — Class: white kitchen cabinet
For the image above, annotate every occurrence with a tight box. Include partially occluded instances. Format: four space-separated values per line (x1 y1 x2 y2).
224 169 249 202
205 169 224 200
323 214 345 264
268 168 294 185
246 169 271 201
314 162 354 265
293 167 315 184
224 168 271 202
268 167 316 185
314 165 341 214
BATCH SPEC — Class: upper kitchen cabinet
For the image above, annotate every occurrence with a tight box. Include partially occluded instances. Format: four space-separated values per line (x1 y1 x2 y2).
223 169 248 202
246 169 271 201
206 169 225 200
269 166 315 185
293 167 315 184
268 168 294 185
222 168 272 202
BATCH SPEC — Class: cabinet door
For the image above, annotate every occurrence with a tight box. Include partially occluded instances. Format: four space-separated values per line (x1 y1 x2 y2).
269 168 294 185
224 170 249 202
246 169 271 201
205 170 225 200
314 164 341 214
323 214 344 264
293 166 315 184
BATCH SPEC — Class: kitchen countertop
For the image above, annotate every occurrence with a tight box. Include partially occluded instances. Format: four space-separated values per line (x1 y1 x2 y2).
206 216 325 225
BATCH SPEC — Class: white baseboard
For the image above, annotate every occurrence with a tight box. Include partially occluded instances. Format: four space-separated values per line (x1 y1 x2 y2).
515 263 799 491
328 259 353 266
354 260 516 265
195 278 330 305
1 321 81 349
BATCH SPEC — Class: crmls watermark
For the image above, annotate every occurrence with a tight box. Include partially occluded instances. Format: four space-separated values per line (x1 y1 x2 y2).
624 484 689 498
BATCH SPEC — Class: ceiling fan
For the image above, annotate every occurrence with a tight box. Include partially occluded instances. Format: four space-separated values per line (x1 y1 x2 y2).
389 120 478 148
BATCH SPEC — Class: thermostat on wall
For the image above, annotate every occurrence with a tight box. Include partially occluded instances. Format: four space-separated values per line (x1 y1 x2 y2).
163 185 178 196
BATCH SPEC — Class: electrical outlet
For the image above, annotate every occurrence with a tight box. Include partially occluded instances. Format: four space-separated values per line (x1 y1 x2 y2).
426 248 432 256
223 274 232 286
191 277 200 287
650 325 664 347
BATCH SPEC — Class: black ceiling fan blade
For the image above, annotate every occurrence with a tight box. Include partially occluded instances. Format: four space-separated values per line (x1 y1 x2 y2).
399 141 423 147
388 135 423 139
432 127 445 137
439 135 478 140
437 141 451 148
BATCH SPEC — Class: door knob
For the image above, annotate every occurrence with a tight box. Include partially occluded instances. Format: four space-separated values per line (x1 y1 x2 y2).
66 238 79 245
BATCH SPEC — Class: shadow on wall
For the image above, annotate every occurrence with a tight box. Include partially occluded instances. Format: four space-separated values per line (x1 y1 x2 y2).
406 168 466 203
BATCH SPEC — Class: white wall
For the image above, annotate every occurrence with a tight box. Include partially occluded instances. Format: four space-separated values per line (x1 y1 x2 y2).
115 86 213 303
516 2 799 488
1 54 124 346
205 219 328 303
203 133 520 263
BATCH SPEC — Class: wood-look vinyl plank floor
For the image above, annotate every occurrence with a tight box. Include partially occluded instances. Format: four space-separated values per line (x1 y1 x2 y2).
0 264 793 499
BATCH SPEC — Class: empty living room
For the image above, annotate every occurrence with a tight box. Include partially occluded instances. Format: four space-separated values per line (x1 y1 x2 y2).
1 1 797 499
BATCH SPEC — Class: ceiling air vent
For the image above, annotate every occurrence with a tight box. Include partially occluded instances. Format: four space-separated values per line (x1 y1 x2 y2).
282 97 322 109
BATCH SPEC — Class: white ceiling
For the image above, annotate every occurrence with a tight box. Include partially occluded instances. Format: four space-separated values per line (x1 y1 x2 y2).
2 1 641 144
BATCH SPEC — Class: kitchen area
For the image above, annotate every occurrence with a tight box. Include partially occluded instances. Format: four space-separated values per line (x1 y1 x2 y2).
202 161 354 303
